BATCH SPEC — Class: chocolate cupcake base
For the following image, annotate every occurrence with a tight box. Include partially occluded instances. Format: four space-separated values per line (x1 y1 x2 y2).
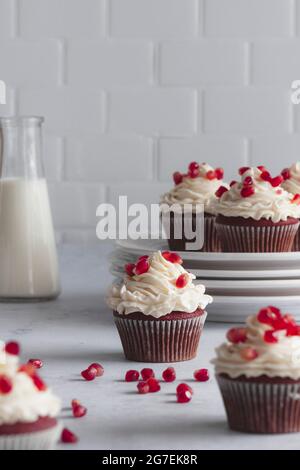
217 374 300 433
114 309 206 363
216 215 299 252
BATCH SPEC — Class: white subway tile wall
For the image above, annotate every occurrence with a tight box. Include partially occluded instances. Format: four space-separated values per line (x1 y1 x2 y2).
1 0 299 240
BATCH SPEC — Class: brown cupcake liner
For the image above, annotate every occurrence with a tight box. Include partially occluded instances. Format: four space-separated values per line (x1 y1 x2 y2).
217 374 300 433
293 228 300 251
114 313 207 363
215 222 299 252
164 212 221 252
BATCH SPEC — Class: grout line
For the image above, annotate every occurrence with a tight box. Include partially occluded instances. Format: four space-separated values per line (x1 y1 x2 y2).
151 42 160 86
11 0 19 37
102 91 109 134
151 137 159 181
290 0 297 37
103 0 110 36
57 38 67 87
244 42 252 87
200 0 205 36
61 137 67 180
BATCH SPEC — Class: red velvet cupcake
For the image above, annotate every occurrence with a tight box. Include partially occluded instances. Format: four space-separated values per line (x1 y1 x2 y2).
215 166 300 252
281 162 300 250
213 307 300 433
108 251 212 362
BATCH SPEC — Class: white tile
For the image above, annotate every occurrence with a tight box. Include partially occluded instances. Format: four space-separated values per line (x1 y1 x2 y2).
109 89 197 136
0 0 14 38
160 40 245 86
250 136 300 174
204 89 290 135
159 137 246 182
19 88 105 135
68 40 152 88
110 0 198 38
66 135 153 181
108 182 170 208
43 135 64 181
205 0 292 37
19 0 104 38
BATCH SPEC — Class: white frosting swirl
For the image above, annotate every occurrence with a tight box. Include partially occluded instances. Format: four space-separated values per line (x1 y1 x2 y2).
216 167 300 223
282 162 300 195
213 315 300 379
107 251 212 318
0 343 61 425
160 163 225 215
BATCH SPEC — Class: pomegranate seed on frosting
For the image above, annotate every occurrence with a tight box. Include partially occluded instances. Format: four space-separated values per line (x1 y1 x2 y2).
240 186 255 198
226 327 247 344
240 348 258 361
135 258 150 275
125 263 135 277
5 341 20 356
0 375 13 394
173 171 183 185
238 166 250 175
176 273 189 289
215 186 228 198
291 194 300 205
281 168 291 180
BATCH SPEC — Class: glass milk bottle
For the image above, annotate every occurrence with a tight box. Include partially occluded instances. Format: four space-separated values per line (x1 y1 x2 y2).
0 117 60 300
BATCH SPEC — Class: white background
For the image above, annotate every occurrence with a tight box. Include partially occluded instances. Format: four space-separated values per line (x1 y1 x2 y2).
1 0 300 240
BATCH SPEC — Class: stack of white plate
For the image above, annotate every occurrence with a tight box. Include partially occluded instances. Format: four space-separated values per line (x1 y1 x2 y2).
109 239 300 323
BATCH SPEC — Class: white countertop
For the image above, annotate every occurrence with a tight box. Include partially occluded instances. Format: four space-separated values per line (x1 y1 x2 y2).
1 243 300 451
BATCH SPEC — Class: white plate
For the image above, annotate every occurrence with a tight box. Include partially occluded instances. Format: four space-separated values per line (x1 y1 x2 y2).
193 278 300 296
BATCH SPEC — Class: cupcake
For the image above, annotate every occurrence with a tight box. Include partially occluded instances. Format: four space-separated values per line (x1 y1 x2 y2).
215 166 300 252
107 251 212 362
0 340 61 449
281 163 300 250
160 162 226 252
213 306 300 433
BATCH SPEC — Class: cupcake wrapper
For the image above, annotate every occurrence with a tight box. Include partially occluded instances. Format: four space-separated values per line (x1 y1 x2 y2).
0 421 62 450
114 314 207 363
293 228 300 251
217 375 300 433
216 222 299 252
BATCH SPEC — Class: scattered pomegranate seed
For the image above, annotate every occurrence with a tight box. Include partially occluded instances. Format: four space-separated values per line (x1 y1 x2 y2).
230 180 237 187
206 170 216 180
61 428 78 444
173 172 183 185
291 194 300 205
243 176 253 186
226 327 247 344
162 367 176 382
176 383 193 395
135 258 150 275
28 358 43 369
141 368 155 381
270 175 283 187
81 368 97 381
264 330 279 344
177 390 192 403
189 167 199 178
240 347 258 361
194 368 209 382
215 167 224 180
31 374 47 391
5 341 20 356
188 162 199 172
239 166 250 175
257 306 281 327
88 363 104 377
125 263 135 276
281 168 291 180
137 381 150 394
147 377 161 393
73 404 87 418
260 171 271 182
71 399 81 409
215 186 228 198
241 186 255 198
18 363 36 376
0 375 13 394
125 370 139 382
176 273 189 289
162 251 182 264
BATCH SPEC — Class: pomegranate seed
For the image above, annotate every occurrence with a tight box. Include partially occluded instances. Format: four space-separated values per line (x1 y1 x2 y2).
264 330 278 344
215 167 224 180
177 390 192 403
137 381 150 394
283 314 296 326
270 175 283 187
162 367 176 382
188 167 199 178
125 263 135 277
31 374 47 391
125 370 139 382
18 364 36 376
173 171 183 185
176 273 189 289
135 258 150 275
239 166 250 175
286 324 300 336
194 369 209 382
28 358 43 369
291 194 300 205
188 161 199 172
73 405 87 418
147 377 161 393
243 176 253 186
88 363 104 377
0 375 13 394
215 186 228 198
257 165 267 172
241 186 255 198
206 170 216 180
176 383 193 395
257 306 281 327
162 251 182 264
240 348 258 361
141 368 155 381
226 327 247 344
71 399 81 409
281 168 291 180
5 341 20 356
230 180 237 187
81 368 97 381
61 428 78 444
260 171 271 182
